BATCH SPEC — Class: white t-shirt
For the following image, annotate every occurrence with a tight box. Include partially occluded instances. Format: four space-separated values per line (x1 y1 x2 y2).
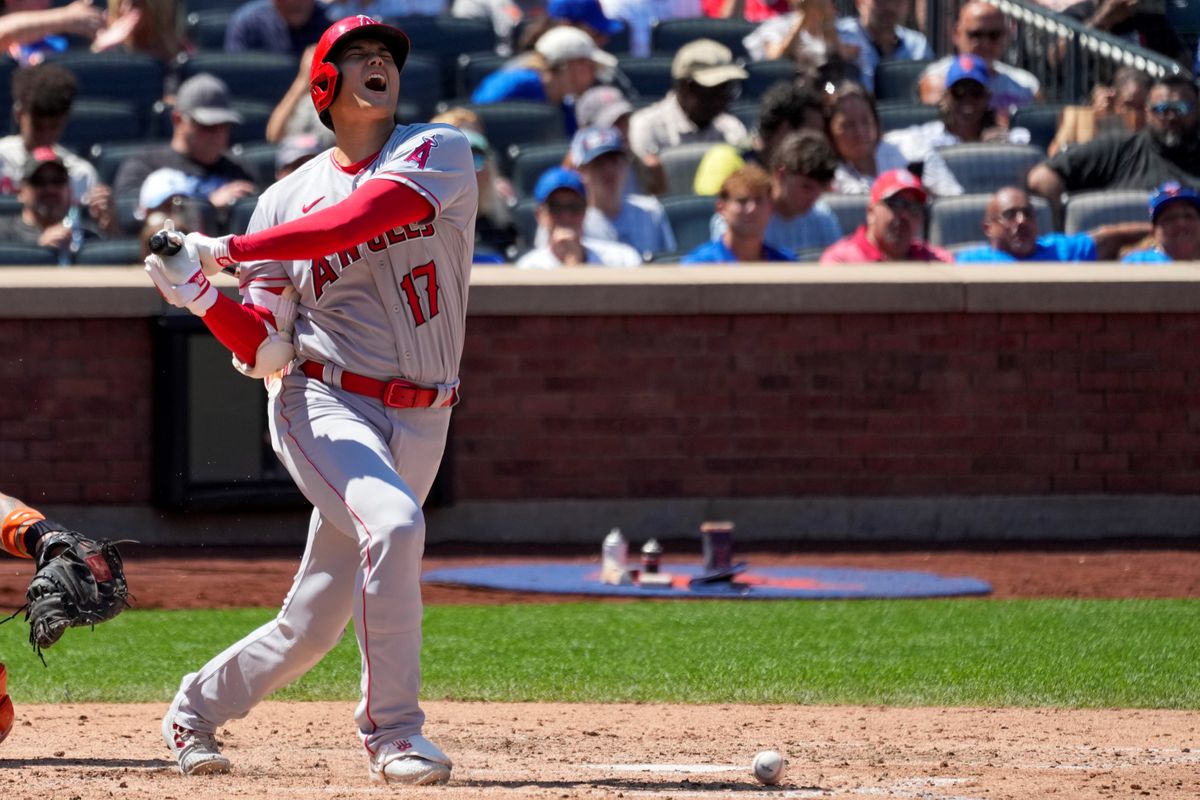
517 238 643 268
833 139 962 197
0 136 100 203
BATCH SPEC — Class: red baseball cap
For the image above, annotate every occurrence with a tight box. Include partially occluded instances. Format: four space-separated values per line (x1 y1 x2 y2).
870 168 928 206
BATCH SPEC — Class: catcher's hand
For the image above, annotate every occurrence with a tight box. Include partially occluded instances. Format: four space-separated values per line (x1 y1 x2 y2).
3 529 131 661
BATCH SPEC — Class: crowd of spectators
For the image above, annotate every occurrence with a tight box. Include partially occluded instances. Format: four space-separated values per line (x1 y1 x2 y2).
0 0 1198 266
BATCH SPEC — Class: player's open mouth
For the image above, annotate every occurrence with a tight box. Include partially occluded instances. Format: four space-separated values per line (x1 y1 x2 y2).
365 72 387 92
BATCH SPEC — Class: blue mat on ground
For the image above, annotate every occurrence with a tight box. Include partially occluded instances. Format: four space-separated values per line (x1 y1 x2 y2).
423 563 991 599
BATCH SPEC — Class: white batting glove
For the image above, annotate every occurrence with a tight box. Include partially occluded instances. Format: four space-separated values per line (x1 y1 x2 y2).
144 253 218 315
185 231 238 275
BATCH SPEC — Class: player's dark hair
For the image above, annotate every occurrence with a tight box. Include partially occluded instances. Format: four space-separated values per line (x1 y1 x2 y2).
771 130 837 183
12 63 78 118
758 81 824 145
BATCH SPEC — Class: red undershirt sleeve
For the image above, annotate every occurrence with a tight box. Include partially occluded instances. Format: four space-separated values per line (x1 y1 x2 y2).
200 292 274 365
227 178 434 263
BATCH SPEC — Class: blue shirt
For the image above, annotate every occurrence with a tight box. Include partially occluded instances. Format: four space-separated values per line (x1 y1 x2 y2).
225 0 329 57
1122 248 1172 263
470 68 577 136
710 201 842 254
955 233 1097 263
835 17 931 93
682 239 795 264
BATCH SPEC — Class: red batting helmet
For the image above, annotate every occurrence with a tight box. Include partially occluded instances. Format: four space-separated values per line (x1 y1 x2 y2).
309 15 410 123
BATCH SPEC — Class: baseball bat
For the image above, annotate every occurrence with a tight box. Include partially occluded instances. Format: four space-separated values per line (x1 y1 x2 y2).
147 230 183 256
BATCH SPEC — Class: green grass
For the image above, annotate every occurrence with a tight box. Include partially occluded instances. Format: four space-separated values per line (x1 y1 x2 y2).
3 599 1197 708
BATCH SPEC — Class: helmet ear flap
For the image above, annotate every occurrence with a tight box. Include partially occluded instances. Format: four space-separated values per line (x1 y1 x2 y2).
310 61 341 113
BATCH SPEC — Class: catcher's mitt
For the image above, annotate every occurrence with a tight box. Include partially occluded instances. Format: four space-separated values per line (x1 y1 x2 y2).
2 525 131 661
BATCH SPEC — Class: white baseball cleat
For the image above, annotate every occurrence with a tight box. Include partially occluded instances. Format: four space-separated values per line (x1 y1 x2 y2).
161 696 232 776
368 734 453 785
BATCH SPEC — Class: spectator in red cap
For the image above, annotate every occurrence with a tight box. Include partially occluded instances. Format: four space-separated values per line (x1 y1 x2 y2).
820 168 951 263
0 147 103 260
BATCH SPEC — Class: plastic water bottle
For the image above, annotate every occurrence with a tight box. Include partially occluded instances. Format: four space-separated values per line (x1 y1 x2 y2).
601 527 628 584
60 205 83 266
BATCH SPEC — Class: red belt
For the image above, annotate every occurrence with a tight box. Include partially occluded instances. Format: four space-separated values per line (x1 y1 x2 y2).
299 361 457 408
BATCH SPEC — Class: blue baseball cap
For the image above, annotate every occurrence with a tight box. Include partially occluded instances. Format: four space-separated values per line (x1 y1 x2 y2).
570 126 625 166
534 166 586 204
1149 181 1200 222
945 53 990 90
547 0 624 36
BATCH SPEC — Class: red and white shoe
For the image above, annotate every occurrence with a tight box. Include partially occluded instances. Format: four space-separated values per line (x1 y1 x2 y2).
368 734 452 785
161 695 231 775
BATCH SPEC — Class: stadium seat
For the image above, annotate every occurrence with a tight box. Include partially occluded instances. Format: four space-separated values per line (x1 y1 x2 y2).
511 18 630 54
1063 189 1151 235
935 142 1045 194
0 57 16 128
795 246 825 262
1010 104 1065 153
510 141 571 200
513 198 538 251
877 101 939 133
464 102 566 173
822 193 868 235
185 0 246 12
927 192 1053 247
650 18 756 59
616 57 675 102
179 51 299 104
660 194 716 253
73 238 143 266
229 100 274 145
457 51 509 98
398 54 443 120
743 60 798 101
185 10 233 51
385 16 496 98
88 141 150 186
44 51 165 132
728 99 760 131
0 243 57 266
61 100 144 150
229 194 261 236
659 141 719 196
873 58 932 102
231 141 279 186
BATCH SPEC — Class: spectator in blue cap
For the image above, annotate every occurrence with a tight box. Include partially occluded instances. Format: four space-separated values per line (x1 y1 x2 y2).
518 166 643 268
536 126 675 256
1123 182 1200 263
885 54 1028 186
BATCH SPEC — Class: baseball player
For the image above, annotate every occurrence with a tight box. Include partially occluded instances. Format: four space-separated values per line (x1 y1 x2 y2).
143 15 476 786
2 489 130 744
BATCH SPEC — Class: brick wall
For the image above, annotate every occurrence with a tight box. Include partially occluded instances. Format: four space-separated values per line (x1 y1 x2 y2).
453 312 1200 500
0 318 153 504
4 311 1198 506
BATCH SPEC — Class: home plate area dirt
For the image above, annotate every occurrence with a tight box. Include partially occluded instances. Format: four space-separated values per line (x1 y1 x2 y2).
1 545 1199 800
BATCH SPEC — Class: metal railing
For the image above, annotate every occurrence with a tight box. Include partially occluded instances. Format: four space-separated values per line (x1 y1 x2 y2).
835 0 1189 105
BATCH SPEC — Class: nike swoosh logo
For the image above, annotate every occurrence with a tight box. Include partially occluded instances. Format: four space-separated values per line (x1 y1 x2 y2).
302 196 325 214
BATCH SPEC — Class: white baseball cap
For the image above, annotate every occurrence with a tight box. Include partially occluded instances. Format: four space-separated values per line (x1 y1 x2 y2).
535 26 617 69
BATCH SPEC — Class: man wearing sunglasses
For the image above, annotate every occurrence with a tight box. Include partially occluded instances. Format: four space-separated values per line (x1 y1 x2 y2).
0 147 101 258
917 2 1039 114
1028 74 1200 221
820 168 951 263
956 186 1149 262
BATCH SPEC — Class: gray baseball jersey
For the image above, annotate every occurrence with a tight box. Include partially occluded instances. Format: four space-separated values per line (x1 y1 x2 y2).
240 122 478 385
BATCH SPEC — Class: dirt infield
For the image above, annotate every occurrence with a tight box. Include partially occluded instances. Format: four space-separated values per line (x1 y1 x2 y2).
2 543 1199 800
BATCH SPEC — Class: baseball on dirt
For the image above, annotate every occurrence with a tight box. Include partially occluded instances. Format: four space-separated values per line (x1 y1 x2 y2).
752 749 786 785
